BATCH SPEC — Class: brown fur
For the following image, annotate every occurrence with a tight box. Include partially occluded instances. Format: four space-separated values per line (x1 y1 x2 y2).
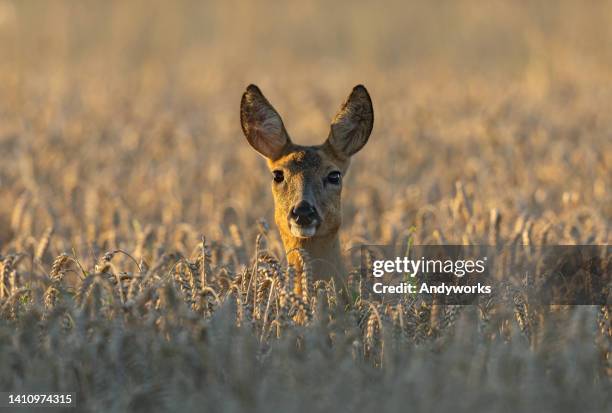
240 84 373 292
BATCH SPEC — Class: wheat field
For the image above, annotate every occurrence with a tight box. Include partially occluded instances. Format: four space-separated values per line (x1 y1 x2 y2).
0 1 610 412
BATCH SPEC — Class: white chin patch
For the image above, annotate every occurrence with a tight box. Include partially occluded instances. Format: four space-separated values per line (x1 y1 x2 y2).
290 223 317 238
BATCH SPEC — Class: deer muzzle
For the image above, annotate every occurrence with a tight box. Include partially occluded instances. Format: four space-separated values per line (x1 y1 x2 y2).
288 200 321 238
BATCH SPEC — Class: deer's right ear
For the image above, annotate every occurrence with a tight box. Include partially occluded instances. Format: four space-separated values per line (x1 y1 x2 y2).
240 85 290 160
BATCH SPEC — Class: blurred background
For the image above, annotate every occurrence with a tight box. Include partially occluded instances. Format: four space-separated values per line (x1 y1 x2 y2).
0 0 609 259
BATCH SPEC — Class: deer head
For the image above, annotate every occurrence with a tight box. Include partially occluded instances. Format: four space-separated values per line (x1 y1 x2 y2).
240 84 373 281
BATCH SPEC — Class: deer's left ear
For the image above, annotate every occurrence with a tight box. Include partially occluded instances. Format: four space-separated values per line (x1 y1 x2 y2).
325 85 373 159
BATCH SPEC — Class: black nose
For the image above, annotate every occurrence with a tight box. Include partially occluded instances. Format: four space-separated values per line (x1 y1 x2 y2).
290 201 318 226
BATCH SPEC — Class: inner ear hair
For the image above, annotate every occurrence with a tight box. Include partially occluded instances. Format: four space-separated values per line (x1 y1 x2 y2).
327 85 373 158
240 84 291 160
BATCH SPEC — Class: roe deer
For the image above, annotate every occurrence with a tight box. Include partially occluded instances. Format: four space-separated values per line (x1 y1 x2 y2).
240 84 373 293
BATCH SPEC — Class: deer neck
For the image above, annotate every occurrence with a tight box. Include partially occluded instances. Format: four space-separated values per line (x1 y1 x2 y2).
280 231 345 282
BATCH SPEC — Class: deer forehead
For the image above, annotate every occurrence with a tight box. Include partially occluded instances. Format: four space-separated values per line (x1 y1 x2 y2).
268 147 346 174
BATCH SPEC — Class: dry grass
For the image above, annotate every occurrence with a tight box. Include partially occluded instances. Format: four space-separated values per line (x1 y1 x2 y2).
0 1 610 412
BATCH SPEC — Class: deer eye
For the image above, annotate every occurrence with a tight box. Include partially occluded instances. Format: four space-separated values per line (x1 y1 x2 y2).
326 171 341 185
272 170 284 183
